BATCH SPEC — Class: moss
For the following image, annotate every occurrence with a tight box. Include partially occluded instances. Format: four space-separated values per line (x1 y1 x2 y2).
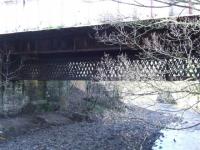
8 127 15 132
37 103 53 112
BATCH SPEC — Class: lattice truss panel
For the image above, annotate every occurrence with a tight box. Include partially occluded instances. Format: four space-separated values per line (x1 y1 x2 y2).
17 57 200 81
167 58 200 80
97 59 167 80
20 60 98 80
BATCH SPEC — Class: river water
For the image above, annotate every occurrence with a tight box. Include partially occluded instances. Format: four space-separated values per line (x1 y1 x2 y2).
152 104 200 150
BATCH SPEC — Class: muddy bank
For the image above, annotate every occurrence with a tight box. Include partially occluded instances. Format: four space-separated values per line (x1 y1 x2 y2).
0 106 173 150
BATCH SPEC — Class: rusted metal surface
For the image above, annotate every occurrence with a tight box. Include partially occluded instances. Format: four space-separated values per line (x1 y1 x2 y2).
0 26 122 55
0 21 199 81
0 26 134 80
14 55 200 81
19 53 101 80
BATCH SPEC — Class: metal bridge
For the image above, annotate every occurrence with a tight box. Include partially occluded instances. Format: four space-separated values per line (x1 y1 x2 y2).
0 17 199 81
0 25 131 80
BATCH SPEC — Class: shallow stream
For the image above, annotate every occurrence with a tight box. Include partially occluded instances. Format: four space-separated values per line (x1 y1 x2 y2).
152 104 200 150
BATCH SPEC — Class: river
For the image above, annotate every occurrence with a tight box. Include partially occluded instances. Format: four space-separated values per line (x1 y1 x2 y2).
152 104 200 150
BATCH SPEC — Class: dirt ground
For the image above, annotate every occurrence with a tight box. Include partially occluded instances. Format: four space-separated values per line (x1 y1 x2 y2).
0 106 173 150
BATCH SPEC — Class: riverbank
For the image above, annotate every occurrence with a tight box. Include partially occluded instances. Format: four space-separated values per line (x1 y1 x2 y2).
0 105 173 150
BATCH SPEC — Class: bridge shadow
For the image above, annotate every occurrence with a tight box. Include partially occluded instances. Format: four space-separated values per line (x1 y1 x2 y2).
57 81 125 121
16 80 125 119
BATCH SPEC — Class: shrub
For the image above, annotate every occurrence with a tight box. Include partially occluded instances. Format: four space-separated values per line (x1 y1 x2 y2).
156 91 177 104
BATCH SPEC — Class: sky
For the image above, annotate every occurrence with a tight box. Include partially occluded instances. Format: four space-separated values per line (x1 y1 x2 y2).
0 0 197 34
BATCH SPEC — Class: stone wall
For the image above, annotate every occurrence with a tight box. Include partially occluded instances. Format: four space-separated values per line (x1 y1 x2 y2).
0 80 92 116
0 81 28 115
1 80 199 116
